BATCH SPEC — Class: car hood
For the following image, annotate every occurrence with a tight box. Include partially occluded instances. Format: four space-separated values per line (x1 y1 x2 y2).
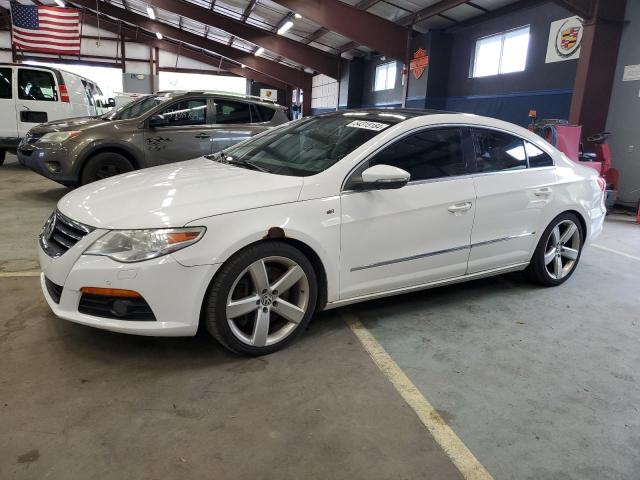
57 158 304 229
31 116 108 133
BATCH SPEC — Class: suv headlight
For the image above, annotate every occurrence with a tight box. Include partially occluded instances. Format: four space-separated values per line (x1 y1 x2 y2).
84 227 205 263
38 131 81 143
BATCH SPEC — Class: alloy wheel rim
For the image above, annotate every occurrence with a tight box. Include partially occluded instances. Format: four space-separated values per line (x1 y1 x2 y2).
226 256 309 347
544 220 581 280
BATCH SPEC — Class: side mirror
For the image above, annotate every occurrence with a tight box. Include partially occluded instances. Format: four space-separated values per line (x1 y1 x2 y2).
107 98 116 108
359 164 410 190
148 114 169 128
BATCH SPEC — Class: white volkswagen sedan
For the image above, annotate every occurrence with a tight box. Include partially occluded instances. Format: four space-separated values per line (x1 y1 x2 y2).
38 110 606 355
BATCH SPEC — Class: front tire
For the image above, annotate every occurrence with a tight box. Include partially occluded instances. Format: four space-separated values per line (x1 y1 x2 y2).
204 241 318 356
525 212 584 286
80 152 134 185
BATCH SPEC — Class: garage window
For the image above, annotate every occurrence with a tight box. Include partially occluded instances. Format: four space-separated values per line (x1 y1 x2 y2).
374 62 397 91
369 128 468 181
157 99 207 126
472 26 530 78
0 68 11 99
18 69 58 101
473 129 527 172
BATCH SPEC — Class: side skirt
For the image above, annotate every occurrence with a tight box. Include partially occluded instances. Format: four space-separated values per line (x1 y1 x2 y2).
323 262 530 310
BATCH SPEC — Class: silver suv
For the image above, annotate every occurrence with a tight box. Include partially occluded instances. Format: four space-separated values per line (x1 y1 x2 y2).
17 90 288 186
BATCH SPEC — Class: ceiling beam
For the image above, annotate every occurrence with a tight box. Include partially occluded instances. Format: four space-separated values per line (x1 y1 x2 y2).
68 0 310 87
397 0 469 26
241 0 257 21
77 10 289 89
446 0 548 32
551 0 594 19
270 0 410 60
143 0 339 77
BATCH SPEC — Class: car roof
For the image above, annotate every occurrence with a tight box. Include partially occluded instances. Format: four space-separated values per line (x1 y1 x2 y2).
156 90 285 108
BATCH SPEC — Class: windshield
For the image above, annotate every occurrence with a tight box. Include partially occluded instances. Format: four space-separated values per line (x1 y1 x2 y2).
104 93 177 120
220 114 397 176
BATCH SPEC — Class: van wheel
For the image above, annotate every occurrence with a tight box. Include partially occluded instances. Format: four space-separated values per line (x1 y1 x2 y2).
0 150 5 166
80 152 134 185
204 241 318 356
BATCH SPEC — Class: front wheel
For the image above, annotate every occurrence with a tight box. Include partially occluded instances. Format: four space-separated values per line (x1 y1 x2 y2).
524 212 584 286
204 241 318 356
80 152 134 185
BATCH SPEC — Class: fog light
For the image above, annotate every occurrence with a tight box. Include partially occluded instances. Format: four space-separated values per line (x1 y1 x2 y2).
45 161 61 173
111 299 133 317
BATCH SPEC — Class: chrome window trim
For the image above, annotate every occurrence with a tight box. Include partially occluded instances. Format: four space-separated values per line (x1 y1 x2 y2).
340 123 555 192
350 232 535 272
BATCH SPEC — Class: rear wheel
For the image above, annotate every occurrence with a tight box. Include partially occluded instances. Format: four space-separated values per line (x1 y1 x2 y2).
0 150 5 166
204 241 318 356
524 212 583 286
80 152 134 185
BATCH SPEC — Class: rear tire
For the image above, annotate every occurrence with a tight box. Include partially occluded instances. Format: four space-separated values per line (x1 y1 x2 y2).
0 150 5 166
80 152 134 185
204 241 318 356
524 212 584 286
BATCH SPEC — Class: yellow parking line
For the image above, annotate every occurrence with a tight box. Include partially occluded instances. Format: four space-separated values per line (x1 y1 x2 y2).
344 313 494 480
592 244 640 262
0 271 41 278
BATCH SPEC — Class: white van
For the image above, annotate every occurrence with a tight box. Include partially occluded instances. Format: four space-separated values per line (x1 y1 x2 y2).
0 63 115 165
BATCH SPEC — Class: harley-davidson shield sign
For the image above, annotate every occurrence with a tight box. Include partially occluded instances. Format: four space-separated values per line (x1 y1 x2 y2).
409 48 429 79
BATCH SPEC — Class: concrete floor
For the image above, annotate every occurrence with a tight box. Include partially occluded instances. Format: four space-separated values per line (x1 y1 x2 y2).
1 154 639 480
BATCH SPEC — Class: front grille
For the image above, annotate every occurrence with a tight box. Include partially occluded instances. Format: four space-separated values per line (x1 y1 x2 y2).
44 277 63 304
78 294 156 321
40 210 95 258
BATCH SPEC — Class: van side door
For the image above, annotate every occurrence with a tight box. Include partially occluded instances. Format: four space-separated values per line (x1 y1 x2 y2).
15 68 62 137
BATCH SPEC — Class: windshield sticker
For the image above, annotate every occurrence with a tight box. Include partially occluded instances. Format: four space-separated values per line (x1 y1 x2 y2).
345 120 390 131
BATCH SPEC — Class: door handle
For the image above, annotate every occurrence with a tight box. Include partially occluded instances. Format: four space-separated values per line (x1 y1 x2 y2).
447 202 473 214
194 133 210 139
533 187 552 197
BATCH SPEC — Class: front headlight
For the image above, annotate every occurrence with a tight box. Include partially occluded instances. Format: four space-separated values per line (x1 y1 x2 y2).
84 227 205 263
38 131 81 143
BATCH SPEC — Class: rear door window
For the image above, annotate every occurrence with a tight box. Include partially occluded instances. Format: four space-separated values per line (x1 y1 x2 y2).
156 98 207 126
214 99 251 124
525 142 554 168
0 68 12 99
252 104 276 122
18 69 57 101
473 129 527 172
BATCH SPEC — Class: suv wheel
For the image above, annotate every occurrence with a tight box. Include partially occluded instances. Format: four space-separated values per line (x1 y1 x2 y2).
204 241 318 356
81 152 134 185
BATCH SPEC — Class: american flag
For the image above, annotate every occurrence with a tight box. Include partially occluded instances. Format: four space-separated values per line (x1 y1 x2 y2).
11 2 81 55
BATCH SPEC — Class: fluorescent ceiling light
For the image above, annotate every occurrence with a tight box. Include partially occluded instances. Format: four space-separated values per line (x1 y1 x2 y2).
277 20 294 35
156 32 163 40
147 6 156 20
54 0 66 6
255 47 265 56
294 13 301 19
241 64 246 68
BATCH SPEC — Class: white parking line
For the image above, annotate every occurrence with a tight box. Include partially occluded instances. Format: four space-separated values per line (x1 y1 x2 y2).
344 313 494 480
0 271 41 278
592 244 640 262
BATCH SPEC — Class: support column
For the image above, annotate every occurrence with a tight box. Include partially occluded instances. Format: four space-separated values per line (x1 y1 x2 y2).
569 0 626 139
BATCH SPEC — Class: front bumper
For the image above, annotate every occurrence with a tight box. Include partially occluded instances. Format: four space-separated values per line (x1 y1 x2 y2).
39 244 219 337
18 142 78 185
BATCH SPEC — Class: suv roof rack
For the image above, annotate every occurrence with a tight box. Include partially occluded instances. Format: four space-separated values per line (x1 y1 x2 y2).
155 90 280 104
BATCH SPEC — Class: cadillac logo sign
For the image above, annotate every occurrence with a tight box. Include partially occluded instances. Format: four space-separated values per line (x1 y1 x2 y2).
546 16 583 63
555 17 583 58
409 48 429 80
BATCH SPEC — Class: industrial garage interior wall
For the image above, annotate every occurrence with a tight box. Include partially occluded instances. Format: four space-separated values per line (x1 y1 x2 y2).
606 0 640 207
311 74 339 114
444 1 578 126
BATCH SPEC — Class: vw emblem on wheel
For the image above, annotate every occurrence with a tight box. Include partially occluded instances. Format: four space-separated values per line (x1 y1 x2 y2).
260 293 273 307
